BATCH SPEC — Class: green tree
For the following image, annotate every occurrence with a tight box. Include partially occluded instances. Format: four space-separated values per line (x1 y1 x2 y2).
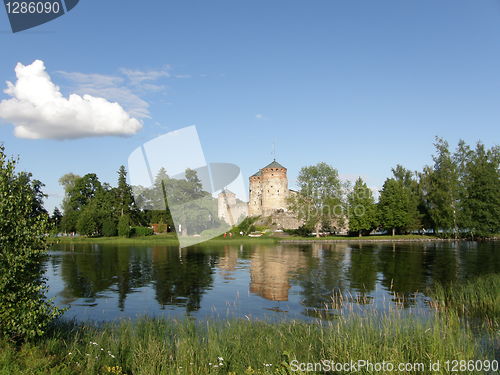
288 162 344 237
59 173 81 233
76 205 99 236
391 165 422 231
118 214 132 237
50 207 63 232
116 165 137 220
420 138 459 237
102 217 118 237
378 178 411 236
347 177 377 236
460 142 500 238
0 145 62 341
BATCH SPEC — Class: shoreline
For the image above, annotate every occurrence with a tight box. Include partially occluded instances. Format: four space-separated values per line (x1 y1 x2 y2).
48 234 499 246
278 237 499 244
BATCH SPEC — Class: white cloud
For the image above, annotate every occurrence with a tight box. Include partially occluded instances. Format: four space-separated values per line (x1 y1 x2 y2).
0 60 142 140
255 114 264 120
57 70 151 118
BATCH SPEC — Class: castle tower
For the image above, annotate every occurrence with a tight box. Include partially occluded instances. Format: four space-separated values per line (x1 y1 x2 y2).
260 160 288 216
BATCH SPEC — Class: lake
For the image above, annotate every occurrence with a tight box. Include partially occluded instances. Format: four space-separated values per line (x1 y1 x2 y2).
45 241 500 322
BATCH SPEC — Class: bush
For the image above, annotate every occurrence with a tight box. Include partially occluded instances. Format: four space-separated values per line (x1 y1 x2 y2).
284 224 313 237
131 226 154 237
118 214 131 237
102 217 118 237
0 146 62 341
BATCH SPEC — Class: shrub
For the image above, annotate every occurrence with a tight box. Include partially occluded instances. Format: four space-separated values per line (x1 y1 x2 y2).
131 226 154 237
0 145 62 341
118 214 131 237
284 224 313 237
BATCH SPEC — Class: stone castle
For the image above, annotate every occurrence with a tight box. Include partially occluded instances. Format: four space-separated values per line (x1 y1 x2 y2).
218 160 300 229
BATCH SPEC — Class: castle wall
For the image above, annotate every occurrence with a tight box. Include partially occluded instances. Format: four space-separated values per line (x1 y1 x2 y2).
248 176 262 216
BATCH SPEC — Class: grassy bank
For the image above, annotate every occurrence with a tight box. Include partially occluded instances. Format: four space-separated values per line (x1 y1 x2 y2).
0 311 495 375
48 233 279 246
48 233 456 247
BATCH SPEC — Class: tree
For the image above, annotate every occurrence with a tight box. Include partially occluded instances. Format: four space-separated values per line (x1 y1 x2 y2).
420 138 459 237
391 165 422 231
0 145 62 341
102 217 118 237
59 173 81 233
76 207 99 236
460 142 500 238
118 214 132 237
116 165 137 219
378 178 411 236
50 207 63 232
348 177 377 236
288 162 344 237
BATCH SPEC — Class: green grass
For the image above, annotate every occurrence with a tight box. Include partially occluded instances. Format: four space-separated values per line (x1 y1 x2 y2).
49 233 451 247
429 273 500 329
48 233 180 245
48 233 279 247
0 310 495 375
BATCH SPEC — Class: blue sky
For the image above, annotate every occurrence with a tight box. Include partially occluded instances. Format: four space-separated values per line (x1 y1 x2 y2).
0 0 499 211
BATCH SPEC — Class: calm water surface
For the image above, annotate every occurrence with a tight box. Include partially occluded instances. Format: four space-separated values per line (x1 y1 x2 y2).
45 241 500 322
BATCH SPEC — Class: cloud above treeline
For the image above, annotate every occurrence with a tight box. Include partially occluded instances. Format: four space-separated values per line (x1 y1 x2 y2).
0 60 143 140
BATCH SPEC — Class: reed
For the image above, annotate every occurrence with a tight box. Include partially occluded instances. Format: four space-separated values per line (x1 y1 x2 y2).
0 309 495 375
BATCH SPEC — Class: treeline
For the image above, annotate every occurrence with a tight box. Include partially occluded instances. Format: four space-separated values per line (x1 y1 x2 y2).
52 166 172 237
48 137 499 239
346 138 499 238
52 166 219 237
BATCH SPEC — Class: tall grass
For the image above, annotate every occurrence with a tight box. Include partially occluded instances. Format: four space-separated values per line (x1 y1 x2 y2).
0 310 495 375
429 273 500 329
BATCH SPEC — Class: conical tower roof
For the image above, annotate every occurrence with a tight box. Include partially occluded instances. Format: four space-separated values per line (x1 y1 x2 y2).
262 160 286 169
